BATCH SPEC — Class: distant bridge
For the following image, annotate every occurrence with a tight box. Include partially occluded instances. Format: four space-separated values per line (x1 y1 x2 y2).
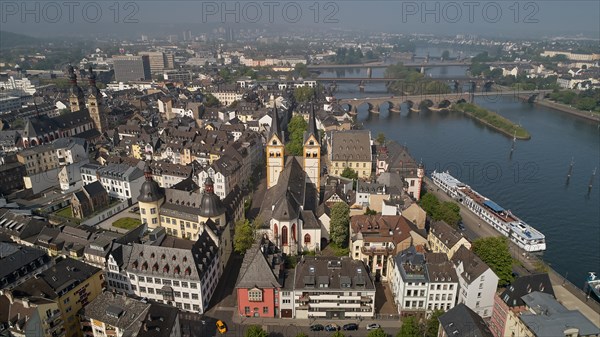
338 89 552 114
308 61 523 70
316 76 475 82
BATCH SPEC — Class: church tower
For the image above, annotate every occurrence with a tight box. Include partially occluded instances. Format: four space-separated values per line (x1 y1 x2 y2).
86 66 107 133
303 103 320 192
266 106 285 189
67 65 85 112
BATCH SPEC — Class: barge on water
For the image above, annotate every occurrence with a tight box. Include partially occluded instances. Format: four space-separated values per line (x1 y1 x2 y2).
431 171 546 252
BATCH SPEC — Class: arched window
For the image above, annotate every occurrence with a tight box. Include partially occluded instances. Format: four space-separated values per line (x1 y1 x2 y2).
291 224 296 242
281 226 288 246
304 234 311 245
274 223 278 239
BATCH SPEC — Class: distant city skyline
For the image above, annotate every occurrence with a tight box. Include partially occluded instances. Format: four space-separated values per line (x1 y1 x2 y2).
1 1 599 40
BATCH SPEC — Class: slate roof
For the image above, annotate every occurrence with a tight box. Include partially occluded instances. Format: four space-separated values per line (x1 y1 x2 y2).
438 303 494 337
0 242 50 289
84 292 150 331
300 210 320 230
351 215 423 246
429 220 468 249
294 256 375 291
499 273 554 308
520 292 600 337
83 181 106 198
138 302 179 337
330 130 372 162
451 245 493 283
236 238 283 289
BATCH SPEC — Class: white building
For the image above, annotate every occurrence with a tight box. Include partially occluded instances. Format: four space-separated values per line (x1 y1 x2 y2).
451 245 499 318
292 257 376 319
389 246 459 317
81 163 145 200
106 231 220 314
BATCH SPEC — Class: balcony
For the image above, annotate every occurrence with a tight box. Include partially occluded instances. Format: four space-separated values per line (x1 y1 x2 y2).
360 296 373 303
361 246 394 256
43 310 61 323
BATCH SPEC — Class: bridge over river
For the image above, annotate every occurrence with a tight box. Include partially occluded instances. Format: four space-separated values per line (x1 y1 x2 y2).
338 89 552 113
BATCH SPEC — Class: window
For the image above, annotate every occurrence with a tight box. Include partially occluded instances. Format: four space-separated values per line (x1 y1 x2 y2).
245 307 250 314
155 278 161 284
129 274 136 280
131 285 137 291
140 286 147 293
281 226 288 246
191 293 198 300
283 299 290 304
141 208 146 215
173 281 179 287
148 288 154 294
184 303 190 310
182 292 189 299
139 276 145 282
304 233 311 244
263 307 268 314
248 288 263 302
147 278 153 284
181 281 188 287
150 208 156 214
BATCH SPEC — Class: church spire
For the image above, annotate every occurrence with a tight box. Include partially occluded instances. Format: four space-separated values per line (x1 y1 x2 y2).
269 104 282 141
307 102 318 141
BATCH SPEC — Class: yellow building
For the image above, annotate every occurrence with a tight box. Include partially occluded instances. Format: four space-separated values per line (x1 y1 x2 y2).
266 107 284 189
7 258 103 337
428 220 471 260
327 130 373 179
303 104 321 192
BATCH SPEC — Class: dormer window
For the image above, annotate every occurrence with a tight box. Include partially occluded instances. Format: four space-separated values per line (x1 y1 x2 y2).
248 288 263 302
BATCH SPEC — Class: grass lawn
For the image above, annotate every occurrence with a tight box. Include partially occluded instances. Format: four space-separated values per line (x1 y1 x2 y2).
55 207 73 218
112 217 141 230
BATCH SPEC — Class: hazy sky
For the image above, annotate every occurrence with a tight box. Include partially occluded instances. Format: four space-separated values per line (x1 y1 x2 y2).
2 1 599 39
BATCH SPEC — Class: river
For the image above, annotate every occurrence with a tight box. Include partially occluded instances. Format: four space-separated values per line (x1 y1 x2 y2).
319 65 600 289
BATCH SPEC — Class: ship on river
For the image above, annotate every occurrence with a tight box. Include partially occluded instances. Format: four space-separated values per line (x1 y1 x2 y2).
431 171 546 252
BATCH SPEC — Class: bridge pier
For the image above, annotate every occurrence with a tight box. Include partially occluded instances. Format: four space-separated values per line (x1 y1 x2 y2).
367 67 372 78
368 104 380 114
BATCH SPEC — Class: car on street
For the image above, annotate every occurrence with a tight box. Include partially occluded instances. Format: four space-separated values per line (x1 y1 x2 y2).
366 323 381 330
325 324 340 331
216 320 227 334
310 324 324 331
458 222 466 231
343 323 359 331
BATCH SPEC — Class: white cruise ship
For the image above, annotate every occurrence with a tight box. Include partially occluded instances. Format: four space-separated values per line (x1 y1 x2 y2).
431 171 546 252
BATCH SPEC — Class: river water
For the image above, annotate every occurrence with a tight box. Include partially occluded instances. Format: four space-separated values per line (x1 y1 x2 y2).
319 65 600 289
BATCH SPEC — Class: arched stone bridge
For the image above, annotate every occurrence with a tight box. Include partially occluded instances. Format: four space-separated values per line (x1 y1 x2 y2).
339 90 551 114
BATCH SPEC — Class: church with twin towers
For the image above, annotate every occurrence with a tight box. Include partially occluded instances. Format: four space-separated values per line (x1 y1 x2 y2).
258 102 326 255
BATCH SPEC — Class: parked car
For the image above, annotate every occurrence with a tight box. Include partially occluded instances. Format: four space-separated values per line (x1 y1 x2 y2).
458 222 466 230
366 323 381 330
310 324 324 331
343 323 359 331
130 206 139 213
216 320 227 334
325 324 339 331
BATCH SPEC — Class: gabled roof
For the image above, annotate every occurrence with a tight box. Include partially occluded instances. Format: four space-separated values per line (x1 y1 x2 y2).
499 273 554 308
439 303 494 337
236 239 282 289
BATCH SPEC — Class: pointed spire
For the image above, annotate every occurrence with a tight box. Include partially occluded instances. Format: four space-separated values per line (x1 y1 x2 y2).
269 104 281 140
307 102 318 141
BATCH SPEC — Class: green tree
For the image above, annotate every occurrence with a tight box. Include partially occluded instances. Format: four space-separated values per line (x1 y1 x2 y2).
331 332 345 337
245 325 268 337
294 86 315 103
330 202 350 248
295 63 310 78
341 167 359 180
204 93 220 107
419 193 440 217
233 219 255 254
285 115 308 156
472 236 514 285
368 328 388 337
376 132 386 145
364 207 377 215
424 310 444 337
397 316 420 337
437 201 462 228
296 333 309 337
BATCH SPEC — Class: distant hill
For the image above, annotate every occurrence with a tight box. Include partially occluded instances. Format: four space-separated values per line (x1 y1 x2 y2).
0 31 40 49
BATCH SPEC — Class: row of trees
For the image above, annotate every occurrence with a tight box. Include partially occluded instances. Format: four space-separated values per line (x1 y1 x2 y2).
419 193 462 228
329 47 378 64
243 311 444 337
385 63 450 96
549 89 600 112
285 115 309 156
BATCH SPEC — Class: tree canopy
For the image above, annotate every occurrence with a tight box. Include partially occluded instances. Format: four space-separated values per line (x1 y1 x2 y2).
204 93 220 107
419 193 462 228
245 325 268 337
385 63 450 96
329 202 350 247
293 86 315 103
285 115 308 156
368 328 389 337
233 218 255 254
472 236 514 285
397 316 420 337
424 310 444 337
376 132 386 145
341 167 359 180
